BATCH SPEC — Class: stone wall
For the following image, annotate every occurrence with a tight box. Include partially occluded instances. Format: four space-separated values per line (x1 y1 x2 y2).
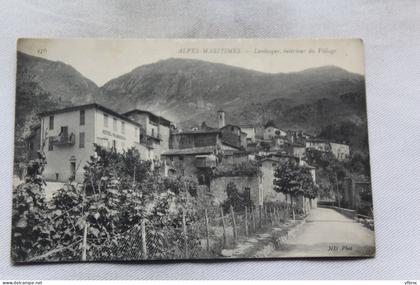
209 175 260 206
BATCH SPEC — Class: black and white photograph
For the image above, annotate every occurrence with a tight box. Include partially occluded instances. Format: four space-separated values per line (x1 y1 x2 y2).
12 38 375 263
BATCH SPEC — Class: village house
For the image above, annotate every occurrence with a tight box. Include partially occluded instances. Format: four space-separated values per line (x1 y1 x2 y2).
168 111 246 151
305 138 331 152
329 142 350 160
238 125 256 142
123 109 172 161
305 138 350 161
36 104 145 182
263 125 287 140
259 156 299 204
162 110 247 178
286 143 307 162
160 146 218 178
238 124 264 143
209 153 317 209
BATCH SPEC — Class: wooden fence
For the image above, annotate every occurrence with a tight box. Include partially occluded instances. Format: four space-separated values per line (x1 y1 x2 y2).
29 203 295 262
83 203 292 260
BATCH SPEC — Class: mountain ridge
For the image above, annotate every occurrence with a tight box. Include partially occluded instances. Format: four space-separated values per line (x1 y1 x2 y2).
95 57 366 133
15 52 367 143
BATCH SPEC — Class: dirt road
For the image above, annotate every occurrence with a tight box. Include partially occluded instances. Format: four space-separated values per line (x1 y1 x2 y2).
270 207 375 257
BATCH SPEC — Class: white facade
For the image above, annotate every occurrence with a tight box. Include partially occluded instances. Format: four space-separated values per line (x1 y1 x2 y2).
263 126 287 140
305 140 330 152
330 142 350 160
40 104 143 182
123 110 171 161
240 126 257 142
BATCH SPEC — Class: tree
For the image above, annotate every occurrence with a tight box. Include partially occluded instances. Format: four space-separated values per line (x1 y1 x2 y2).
264 120 276 128
305 148 335 169
273 161 319 219
273 160 301 219
222 182 252 213
325 161 348 207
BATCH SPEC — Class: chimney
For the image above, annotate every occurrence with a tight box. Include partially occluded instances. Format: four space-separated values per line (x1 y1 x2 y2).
217 110 225 128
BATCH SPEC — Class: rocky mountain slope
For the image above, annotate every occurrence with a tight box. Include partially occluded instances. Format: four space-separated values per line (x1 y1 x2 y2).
14 52 99 162
96 58 366 133
17 51 98 105
15 53 368 156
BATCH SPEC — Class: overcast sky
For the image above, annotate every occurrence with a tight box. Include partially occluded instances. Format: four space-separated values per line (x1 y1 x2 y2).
18 38 365 86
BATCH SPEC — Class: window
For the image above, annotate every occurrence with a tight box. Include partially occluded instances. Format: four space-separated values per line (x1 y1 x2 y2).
244 187 251 202
49 116 54 130
179 156 184 161
79 132 85 148
151 128 155 137
60 126 68 137
104 114 109 128
113 118 117 131
80 110 85 126
135 127 139 141
121 121 125 134
48 137 53 151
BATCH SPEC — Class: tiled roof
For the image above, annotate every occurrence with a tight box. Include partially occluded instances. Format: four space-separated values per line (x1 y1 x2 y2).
122 109 171 127
175 130 220 135
162 146 216 156
38 103 143 128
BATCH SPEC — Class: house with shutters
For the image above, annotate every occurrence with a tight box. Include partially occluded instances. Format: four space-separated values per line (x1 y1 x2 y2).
35 103 166 182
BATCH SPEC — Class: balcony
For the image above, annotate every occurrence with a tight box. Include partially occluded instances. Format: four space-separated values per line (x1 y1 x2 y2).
50 133 75 146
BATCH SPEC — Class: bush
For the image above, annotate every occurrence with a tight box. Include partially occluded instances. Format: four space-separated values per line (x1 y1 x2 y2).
222 182 253 213
12 145 204 262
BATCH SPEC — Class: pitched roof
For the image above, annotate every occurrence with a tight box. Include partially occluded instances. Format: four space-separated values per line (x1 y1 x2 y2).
174 129 220 135
162 146 216 156
38 103 142 128
122 109 171 127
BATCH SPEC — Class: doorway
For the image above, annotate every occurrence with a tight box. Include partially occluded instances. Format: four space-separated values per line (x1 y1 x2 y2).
70 161 76 181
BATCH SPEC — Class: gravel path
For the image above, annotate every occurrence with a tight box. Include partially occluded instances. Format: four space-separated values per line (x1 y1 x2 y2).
270 207 375 257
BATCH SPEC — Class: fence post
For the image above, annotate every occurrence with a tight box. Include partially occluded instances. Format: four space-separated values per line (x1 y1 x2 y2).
220 207 227 247
264 205 269 223
274 206 279 225
81 220 88 261
245 206 249 238
230 206 238 241
269 206 274 226
204 209 210 252
272 206 276 225
182 209 188 258
251 207 256 232
259 205 263 228
284 204 288 222
141 219 148 259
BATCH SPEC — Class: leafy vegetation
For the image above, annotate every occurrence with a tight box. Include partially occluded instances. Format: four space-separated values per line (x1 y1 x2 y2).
12 145 203 262
273 161 318 219
222 182 253 214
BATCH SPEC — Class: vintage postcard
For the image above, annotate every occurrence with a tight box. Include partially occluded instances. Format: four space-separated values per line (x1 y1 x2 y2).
12 38 375 263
